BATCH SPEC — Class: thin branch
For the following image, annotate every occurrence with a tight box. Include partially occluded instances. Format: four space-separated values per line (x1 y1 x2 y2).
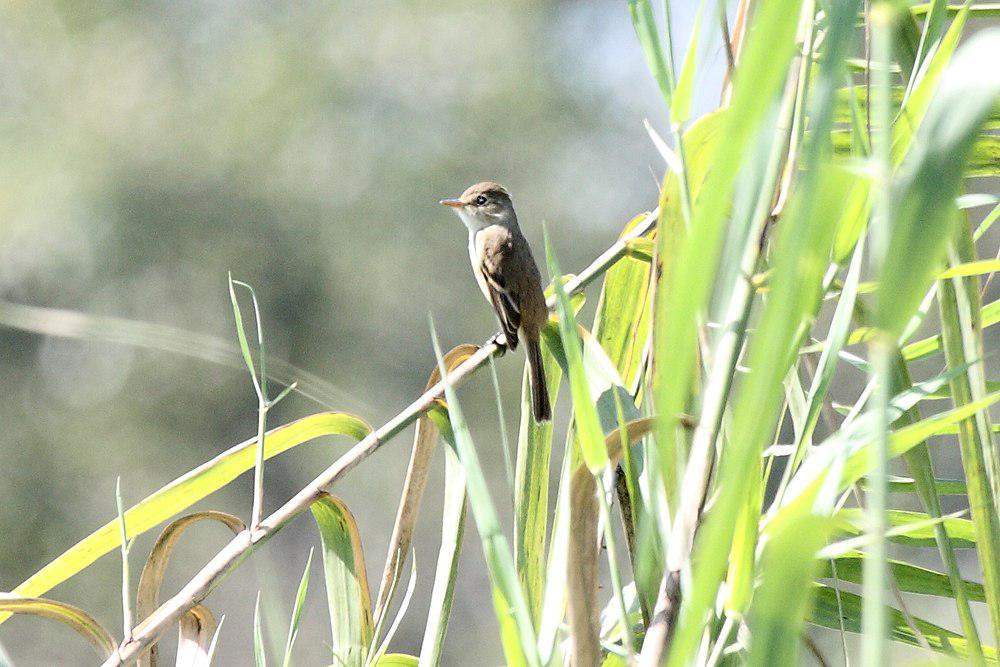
116 477 134 644
251 398 268 530
100 209 659 666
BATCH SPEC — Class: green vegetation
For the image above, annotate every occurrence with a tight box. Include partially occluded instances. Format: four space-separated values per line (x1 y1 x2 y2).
1 1 1000 665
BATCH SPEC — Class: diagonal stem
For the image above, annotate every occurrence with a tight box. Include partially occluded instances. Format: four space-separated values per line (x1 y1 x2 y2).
100 210 658 666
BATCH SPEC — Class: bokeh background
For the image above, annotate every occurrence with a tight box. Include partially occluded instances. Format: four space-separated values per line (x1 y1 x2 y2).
1 1 996 665
0 2 711 664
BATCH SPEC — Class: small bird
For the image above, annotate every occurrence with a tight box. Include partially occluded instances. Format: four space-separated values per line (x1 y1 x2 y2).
440 181 551 422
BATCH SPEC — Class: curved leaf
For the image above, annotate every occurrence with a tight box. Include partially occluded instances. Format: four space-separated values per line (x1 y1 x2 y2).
373 344 478 625
877 29 1000 336
0 593 116 660
136 510 245 667
1 411 370 624
311 494 372 667
175 604 218 667
564 418 655 666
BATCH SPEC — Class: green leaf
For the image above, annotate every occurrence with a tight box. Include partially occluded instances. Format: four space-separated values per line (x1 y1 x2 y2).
833 132 1000 177
654 0 805 518
543 230 608 474
661 1 809 659
311 495 372 667
513 331 562 625
748 510 834 666
376 656 419 667
592 216 655 391
418 440 467 667
809 585 995 660
834 508 976 548
875 475 966 494
780 232 866 489
877 29 1000 335
0 412 369 625
889 351 983 653
228 273 260 389
670 3 702 124
782 391 1000 512
627 0 674 104
910 2 1000 18
938 203 1000 641
939 259 1000 279
903 298 1000 360
891 4 970 161
428 320 540 666
254 591 267 667
820 553 985 602
281 549 312 667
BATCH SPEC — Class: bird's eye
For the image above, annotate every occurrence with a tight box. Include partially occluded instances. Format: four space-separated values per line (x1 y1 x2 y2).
475 194 488 206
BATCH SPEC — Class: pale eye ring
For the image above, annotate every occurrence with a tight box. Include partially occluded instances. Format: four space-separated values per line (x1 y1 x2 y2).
475 194 488 206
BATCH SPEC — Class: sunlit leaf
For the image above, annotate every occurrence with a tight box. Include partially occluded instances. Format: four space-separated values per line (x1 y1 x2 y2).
0 412 369 626
311 495 372 667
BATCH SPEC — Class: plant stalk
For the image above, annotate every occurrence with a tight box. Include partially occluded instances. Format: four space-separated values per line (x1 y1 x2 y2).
100 210 659 666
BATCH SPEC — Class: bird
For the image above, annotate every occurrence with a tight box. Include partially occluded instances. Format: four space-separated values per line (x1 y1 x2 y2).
440 181 551 422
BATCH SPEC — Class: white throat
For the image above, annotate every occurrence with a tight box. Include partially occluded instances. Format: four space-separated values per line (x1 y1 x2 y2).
456 209 493 233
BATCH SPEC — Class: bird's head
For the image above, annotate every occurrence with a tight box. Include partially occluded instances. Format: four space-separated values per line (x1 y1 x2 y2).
440 181 516 232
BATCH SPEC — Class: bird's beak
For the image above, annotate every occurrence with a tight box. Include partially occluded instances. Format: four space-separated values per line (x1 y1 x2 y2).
439 198 464 208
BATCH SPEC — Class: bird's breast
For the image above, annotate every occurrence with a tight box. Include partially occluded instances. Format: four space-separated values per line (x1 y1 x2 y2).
468 230 492 302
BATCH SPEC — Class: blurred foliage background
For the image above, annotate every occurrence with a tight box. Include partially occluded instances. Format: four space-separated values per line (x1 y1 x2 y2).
0 1 723 663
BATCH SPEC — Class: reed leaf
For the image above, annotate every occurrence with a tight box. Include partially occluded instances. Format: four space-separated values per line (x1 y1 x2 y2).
311 495 372 667
0 412 369 625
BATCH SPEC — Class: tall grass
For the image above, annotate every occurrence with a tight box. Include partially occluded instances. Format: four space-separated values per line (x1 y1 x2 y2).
2 1 1000 665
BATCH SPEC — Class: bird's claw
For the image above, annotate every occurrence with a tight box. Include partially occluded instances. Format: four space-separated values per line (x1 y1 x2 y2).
488 332 508 354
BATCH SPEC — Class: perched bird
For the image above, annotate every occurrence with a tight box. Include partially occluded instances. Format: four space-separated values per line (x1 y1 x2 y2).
440 181 551 421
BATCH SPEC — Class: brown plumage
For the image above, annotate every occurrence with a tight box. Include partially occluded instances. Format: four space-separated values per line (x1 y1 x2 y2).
441 181 551 421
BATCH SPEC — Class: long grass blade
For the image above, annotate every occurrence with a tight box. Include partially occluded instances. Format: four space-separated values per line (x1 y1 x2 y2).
810 585 996 660
428 319 540 667
418 433 466 667
0 412 368 627
373 345 478 625
311 495 372 667
513 331 562 625
280 549 313 667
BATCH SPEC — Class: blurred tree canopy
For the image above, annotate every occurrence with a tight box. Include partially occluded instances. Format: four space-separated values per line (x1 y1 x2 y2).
0 1 679 663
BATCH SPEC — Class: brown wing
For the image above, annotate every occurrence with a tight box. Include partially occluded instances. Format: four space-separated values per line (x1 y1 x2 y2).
479 232 522 350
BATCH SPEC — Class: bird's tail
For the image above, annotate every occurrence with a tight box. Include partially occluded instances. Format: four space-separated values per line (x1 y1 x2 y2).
526 337 551 422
